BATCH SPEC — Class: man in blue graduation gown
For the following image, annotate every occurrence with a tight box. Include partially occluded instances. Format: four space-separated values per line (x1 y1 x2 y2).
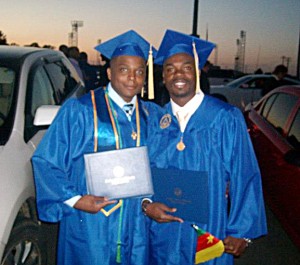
144 30 267 265
32 30 161 265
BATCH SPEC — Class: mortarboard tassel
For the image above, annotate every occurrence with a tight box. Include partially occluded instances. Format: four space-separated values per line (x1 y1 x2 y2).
192 42 201 94
141 87 145 97
147 45 154 100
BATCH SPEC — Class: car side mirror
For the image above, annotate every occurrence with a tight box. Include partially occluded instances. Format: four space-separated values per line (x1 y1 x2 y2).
284 149 300 167
33 105 60 126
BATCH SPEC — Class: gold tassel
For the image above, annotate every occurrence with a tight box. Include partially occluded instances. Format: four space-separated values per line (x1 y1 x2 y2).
192 41 200 94
141 87 144 98
147 45 154 99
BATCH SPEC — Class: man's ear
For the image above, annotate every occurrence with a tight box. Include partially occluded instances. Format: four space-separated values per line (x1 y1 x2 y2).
162 72 165 84
107 68 111 80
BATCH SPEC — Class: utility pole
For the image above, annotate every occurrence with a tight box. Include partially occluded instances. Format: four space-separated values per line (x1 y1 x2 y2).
297 26 300 79
214 45 218 66
286 57 291 70
192 0 199 37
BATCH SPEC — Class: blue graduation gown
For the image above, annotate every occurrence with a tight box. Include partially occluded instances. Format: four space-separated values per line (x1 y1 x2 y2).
148 96 267 265
32 88 159 265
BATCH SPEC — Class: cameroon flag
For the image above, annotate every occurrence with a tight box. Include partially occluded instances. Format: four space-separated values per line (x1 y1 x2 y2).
192 224 224 264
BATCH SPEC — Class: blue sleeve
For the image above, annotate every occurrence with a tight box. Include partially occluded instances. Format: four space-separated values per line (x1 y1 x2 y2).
32 98 93 222
223 108 267 239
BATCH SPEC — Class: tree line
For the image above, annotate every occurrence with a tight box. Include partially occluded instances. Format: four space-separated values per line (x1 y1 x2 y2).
0 30 55 49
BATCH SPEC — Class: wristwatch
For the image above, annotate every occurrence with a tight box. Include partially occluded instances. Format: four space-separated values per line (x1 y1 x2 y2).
243 238 253 247
141 198 152 215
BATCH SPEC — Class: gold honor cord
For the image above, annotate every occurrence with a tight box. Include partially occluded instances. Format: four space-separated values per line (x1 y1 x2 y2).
104 91 141 147
104 91 120 150
91 89 141 263
91 90 123 216
134 97 141 146
91 90 98 152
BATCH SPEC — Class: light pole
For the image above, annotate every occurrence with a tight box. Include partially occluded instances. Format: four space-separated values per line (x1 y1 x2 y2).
192 0 199 37
297 26 300 79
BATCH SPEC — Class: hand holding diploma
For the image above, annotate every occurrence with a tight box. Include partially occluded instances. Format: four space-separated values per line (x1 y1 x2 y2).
74 195 117 214
143 202 183 223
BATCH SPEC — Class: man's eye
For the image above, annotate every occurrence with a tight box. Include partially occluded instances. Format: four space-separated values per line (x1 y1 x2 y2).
136 69 144 76
166 67 175 73
120 67 128 73
184 66 193 71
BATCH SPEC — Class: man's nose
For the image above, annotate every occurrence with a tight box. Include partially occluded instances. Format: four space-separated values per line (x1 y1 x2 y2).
128 71 136 80
174 68 184 76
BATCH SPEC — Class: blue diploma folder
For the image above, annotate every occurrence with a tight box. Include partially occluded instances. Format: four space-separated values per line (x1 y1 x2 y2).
84 146 154 199
151 168 208 223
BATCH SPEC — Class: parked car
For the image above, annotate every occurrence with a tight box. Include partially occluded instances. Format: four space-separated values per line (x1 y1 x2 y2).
244 85 300 250
207 68 244 86
210 74 300 110
0 46 86 264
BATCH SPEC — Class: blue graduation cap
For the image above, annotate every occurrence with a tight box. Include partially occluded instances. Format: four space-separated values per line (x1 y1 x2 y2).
155 29 216 93
94 30 156 99
94 29 156 61
155 29 215 69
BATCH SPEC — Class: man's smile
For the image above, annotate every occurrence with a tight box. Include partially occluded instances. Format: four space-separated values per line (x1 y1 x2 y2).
173 79 187 88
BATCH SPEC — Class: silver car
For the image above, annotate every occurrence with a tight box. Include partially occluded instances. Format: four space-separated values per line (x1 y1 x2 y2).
0 46 86 264
210 74 300 110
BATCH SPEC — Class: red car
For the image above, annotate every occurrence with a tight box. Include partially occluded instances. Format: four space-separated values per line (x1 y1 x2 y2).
244 85 300 250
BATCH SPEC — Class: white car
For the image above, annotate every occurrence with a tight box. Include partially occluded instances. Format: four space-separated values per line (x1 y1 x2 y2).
0 46 86 264
210 74 300 110
208 68 243 86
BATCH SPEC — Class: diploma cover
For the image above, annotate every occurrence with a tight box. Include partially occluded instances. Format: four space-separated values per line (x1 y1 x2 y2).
151 168 208 223
84 146 154 199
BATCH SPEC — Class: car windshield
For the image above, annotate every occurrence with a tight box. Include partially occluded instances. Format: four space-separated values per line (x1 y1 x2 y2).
0 65 17 145
225 75 255 87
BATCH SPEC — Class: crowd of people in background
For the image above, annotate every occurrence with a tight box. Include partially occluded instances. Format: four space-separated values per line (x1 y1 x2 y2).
56 43 294 108
55 44 218 106
262 64 288 95
59 44 110 91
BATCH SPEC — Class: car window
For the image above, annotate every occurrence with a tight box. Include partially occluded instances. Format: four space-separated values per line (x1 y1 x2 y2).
0 67 15 127
24 57 84 142
44 59 80 103
261 94 277 118
251 78 265 88
287 109 300 150
30 67 56 116
264 93 298 135
25 64 56 142
241 77 266 89
226 76 251 87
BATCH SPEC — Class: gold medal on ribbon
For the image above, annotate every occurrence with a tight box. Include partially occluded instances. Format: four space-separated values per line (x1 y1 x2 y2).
131 131 137 140
176 138 185 151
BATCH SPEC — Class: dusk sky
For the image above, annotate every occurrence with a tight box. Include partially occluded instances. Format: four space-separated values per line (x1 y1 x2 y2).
1 0 300 75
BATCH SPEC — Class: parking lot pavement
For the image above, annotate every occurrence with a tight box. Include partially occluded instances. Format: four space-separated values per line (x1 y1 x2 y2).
235 206 300 265
43 205 300 265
